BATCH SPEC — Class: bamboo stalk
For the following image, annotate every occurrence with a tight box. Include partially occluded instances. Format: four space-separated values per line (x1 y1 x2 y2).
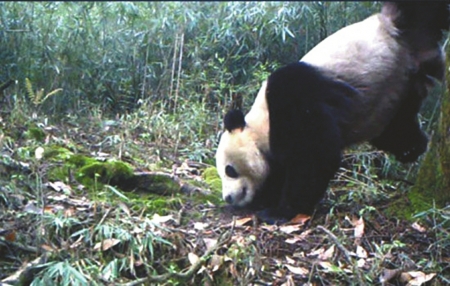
174 33 184 113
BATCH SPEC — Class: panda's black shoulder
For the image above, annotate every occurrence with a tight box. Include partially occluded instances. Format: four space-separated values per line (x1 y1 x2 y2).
266 61 358 125
267 62 324 93
265 61 359 161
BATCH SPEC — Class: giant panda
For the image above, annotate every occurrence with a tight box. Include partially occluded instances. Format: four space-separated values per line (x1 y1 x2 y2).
215 2 450 223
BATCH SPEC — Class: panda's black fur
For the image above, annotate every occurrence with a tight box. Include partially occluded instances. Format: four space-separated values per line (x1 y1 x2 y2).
263 62 358 218
217 2 450 223
369 71 429 163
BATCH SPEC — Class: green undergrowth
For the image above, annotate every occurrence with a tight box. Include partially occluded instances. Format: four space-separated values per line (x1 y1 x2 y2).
125 192 184 215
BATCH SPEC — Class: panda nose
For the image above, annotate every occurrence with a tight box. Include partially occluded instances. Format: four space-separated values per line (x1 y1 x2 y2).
224 187 247 205
225 195 233 204
242 187 247 197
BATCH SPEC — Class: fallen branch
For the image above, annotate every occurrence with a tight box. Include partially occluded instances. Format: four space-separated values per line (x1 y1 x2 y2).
316 225 365 282
0 238 39 254
118 219 235 286
317 225 353 264
1 253 48 285
119 171 208 196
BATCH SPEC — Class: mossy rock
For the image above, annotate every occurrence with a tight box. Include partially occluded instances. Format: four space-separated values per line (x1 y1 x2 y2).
76 159 134 187
123 172 181 195
67 154 98 168
43 146 74 161
44 149 85 182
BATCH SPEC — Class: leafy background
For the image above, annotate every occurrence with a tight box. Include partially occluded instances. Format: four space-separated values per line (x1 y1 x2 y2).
1 2 449 285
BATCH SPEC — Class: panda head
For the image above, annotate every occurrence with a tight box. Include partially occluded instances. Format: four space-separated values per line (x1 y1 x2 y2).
215 107 270 207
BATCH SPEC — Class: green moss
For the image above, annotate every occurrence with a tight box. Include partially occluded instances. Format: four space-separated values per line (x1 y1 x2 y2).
25 126 46 142
67 154 97 168
127 193 183 215
202 167 221 194
385 182 435 220
47 166 71 182
76 159 134 187
43 146 74 161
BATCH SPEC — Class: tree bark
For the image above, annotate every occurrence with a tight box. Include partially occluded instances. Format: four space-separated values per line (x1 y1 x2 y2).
411 45 450 210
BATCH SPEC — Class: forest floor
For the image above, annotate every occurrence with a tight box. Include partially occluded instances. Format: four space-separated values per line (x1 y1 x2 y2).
1 115 449 286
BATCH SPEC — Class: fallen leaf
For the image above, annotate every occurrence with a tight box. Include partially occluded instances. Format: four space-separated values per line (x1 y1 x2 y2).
318 261 333 271
379 268 402 283
193 222 209 230
285 256 295 264
94 238 121 251
281 275 296 286
353 216 365 239
285 229 312 244
209 254 224 272
203 238 217 251
117 202 131 217
285 237 300 244
64 206 76 217
260 224 277 232
43 205 65 214
151 214 174 225
356 245 368 258
47 193 68 201
400 271 436 286
3 230 16 242
290 213 311 225
41 244 56 252
279 224 303 234
411 222 426 233
69 235 84 249
235 217 252 227
284 264 309 276
35 146 44 160
188 252 200 265
23 201 42 214
275 269 284 277
308 247 325 258
48 181 72 194
318 245 335 260
357 258 365 268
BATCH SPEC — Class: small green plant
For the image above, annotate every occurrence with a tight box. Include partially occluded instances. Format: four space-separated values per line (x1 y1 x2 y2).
25 78 63 106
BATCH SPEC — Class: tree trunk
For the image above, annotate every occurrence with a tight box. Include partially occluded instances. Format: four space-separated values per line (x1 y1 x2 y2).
409 45 450 211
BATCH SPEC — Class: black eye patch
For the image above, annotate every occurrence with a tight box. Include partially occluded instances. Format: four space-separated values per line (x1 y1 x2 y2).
225 165 239 178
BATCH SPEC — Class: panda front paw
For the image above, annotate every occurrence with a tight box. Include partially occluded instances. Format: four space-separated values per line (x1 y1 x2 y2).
256 207 297 225
395 141 427 163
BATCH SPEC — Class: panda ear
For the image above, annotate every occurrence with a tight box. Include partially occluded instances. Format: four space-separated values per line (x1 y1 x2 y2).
224 109 246 132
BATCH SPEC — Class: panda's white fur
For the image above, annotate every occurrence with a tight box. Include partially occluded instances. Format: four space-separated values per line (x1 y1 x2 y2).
216 81 270 206
301 13 431 144
215 3 448 215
